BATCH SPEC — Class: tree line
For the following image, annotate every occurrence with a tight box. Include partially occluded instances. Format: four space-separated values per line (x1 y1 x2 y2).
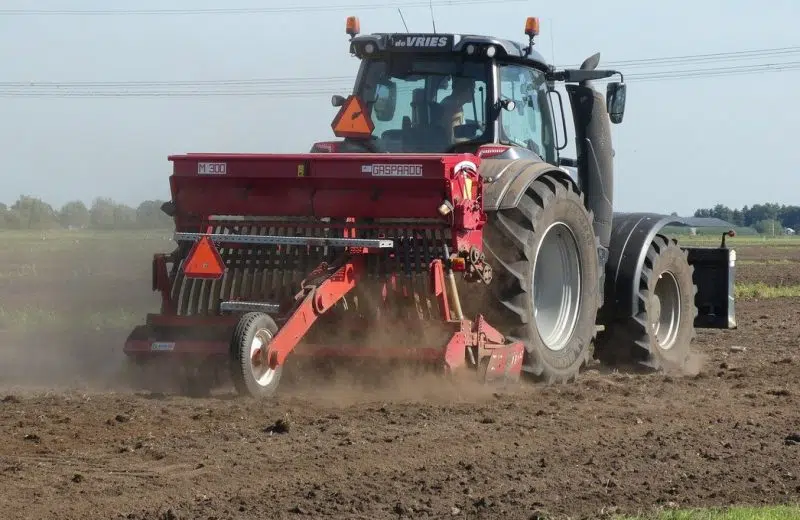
693 203 799 235
1 195 798 234
0 195 172 230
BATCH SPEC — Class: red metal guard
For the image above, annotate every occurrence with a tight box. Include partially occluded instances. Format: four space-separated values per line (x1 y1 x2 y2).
252 256 364 370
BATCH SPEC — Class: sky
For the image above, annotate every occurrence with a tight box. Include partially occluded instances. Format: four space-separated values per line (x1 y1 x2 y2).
0 0 798 216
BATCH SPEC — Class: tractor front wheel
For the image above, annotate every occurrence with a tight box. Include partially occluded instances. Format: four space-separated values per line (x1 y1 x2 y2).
230 312 283 398
596 234 698 373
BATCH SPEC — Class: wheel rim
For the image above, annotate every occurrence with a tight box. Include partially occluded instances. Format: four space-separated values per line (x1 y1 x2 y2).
652 271 681 350
249 329 277 387
532 222 582 352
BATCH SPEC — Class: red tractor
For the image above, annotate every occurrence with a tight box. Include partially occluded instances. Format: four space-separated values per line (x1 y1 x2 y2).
123 17 737 397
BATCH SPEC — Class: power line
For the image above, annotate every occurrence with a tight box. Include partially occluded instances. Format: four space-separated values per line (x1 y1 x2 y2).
0 90 342 98
0 76 353 88
560 46 800 69
595 46 800 66
598 61 800 84
2 50 799 98
3 45 797 91
0 0 524 16
4 61 799 98
2 64 799 97
626 61 800 79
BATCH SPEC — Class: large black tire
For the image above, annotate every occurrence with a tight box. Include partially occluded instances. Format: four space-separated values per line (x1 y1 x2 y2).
230 312 283 398
482 172 601 383
596 234 698 372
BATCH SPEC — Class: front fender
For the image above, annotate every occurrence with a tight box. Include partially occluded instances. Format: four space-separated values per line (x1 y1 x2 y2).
605 212 679 320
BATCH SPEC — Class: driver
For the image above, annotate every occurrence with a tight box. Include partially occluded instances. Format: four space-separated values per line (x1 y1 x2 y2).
438 77 475 142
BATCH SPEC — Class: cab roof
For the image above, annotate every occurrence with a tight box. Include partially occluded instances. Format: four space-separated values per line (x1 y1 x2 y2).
349 32 551 71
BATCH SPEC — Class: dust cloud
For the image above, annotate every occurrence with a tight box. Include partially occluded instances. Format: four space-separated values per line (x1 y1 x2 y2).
681 350 708 377
0 231 163 394
0 328 132 393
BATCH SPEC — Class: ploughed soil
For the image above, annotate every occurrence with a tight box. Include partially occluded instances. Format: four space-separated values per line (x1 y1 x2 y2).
0 234 798 520
734 244 800 263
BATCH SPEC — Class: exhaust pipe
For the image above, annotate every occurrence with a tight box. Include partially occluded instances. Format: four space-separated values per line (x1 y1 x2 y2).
564 53 614 251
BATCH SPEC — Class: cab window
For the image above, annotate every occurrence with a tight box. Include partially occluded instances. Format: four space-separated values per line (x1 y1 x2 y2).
497 64 556 163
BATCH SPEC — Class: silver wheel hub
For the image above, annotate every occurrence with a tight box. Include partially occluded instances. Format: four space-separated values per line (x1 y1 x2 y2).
652 272 681 350
249 329 277 386
532 222 582 352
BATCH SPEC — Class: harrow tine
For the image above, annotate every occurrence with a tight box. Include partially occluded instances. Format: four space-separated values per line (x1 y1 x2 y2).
240 224 254 302
262 223 277 302
249 225 266 301
412 230 425 321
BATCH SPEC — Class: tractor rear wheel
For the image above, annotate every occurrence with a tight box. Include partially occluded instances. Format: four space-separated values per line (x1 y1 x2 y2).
596 234 698 373
230 312 283 398
482 172 600 383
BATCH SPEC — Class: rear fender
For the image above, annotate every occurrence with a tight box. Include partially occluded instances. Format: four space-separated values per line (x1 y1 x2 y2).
480 158 578 211
480 158 607 304
604 212 736 329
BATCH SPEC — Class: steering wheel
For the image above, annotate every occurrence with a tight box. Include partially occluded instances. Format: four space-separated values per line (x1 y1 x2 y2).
344 136 381 153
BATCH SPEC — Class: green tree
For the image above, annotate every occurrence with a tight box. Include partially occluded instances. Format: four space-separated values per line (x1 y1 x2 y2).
0 202 23 229
11 195 58 229
753 219 783 235
731 208 744 226
2 209 23 229
778 205 800 230
113 203 137 229
89 197 117 229
135 200 171 229
59 200 90 228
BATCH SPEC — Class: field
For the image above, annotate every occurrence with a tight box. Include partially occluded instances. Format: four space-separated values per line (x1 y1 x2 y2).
0 230 798 520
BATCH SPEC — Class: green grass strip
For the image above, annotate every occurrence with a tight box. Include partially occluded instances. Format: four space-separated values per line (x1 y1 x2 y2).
735 283 800 299
616 504 800 520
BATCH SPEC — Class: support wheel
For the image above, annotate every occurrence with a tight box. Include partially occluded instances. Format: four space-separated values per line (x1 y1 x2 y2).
230 312 283 398
482 172 600 383
596 234 697 373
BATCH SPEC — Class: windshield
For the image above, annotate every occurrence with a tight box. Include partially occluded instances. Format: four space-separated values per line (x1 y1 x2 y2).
356 56 490 153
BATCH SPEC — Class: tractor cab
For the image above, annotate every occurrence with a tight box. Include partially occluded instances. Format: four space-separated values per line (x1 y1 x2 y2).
313 17 569 164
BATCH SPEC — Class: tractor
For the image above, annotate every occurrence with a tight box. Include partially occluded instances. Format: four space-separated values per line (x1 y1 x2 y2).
123 16 736 397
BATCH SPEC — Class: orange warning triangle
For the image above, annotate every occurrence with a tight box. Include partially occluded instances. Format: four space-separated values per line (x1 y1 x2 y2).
331 95 374 138
183 235 225 279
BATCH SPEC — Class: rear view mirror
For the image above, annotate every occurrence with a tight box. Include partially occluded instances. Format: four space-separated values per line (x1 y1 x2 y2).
606 82 626 124
500 98 516 112
372 81 397 122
